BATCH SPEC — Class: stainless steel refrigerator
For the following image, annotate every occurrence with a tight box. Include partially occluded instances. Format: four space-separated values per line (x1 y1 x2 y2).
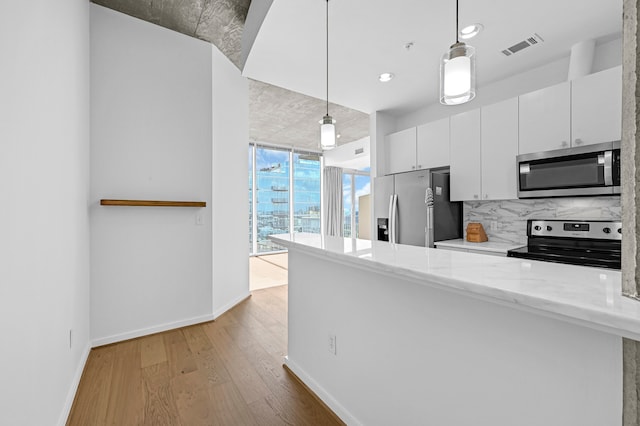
374 169 462 247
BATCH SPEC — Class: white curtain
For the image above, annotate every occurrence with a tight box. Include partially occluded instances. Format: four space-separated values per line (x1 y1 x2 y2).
324 166 343 236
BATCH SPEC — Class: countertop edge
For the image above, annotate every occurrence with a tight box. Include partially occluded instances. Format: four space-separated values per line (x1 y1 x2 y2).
272 235 640 341
434 239 525 253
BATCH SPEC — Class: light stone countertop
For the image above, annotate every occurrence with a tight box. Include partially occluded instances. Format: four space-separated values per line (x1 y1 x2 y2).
434 238 525 253
270 233 640 341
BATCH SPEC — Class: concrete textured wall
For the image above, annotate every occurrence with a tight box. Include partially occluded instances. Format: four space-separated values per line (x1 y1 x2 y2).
623 0 640 299
622 0 640 425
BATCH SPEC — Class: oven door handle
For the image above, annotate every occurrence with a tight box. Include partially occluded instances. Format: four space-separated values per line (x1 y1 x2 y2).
603 150 613 186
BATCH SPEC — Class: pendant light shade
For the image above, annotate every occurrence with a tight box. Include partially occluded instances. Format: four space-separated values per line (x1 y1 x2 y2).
320 0 336 150
321 115 336 150
439 0 476 105
440 42 476 105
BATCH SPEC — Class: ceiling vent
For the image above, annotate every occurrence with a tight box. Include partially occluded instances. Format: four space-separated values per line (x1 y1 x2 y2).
501 33 544 56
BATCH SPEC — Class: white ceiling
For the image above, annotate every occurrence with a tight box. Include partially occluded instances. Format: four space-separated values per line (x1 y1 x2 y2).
243 0 622 116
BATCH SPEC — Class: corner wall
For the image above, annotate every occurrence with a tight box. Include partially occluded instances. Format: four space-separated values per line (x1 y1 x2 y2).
212 45 250 316
90 5 215 344
0 1 91 424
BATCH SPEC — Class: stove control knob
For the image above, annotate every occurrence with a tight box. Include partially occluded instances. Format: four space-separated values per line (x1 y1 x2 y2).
546 226 553 231
618 228 622 234
534 225 542 231
603 227 611 234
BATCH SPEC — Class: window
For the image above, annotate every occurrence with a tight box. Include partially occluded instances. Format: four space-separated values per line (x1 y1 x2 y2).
249 144 322 254
248 146 253 252
293 152 321 234
342 170 371 238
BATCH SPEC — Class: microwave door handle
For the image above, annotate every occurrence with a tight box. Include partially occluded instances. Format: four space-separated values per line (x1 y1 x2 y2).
603 151 613 186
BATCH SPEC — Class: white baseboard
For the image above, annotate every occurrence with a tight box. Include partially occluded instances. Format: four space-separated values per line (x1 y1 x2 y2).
91 313 215 347
57 343 91 426
284 356 361 426
213 291 251 319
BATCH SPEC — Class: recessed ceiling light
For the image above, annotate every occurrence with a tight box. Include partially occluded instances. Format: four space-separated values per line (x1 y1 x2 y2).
379 72 394 82
459 23 484 40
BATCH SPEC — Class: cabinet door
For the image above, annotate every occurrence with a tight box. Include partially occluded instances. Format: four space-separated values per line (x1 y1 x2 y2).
518 82 570 154
416 118 450 170
481 98 518 200
571 66 622 147
450 109 481 201
385 127 417 175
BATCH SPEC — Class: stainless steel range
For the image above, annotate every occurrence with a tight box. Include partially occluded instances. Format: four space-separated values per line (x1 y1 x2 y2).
507 219 621 270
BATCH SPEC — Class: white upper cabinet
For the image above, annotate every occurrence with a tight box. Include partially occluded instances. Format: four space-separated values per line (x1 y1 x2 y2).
518 82 571 154
481 98 518 201
571 66 622 147
450 109 481 201
416 117 450 170
385 127 417 175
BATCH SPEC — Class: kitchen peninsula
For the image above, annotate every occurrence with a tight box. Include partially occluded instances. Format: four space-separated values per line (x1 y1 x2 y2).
271 233 637 426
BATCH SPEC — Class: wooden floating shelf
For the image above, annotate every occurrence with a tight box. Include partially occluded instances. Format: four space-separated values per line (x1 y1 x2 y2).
100 199 206 208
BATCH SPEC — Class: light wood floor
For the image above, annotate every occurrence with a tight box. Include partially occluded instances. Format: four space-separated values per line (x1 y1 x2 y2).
67 285 342 425
250 253 288 291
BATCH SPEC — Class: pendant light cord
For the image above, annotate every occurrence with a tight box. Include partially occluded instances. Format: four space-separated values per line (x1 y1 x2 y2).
455 0 459 43
326 0 329 116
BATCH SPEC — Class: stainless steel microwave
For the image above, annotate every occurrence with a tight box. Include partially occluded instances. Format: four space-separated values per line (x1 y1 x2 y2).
517 141 620 198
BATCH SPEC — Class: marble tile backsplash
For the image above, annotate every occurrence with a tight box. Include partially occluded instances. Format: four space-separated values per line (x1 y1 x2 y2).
463 196 621 245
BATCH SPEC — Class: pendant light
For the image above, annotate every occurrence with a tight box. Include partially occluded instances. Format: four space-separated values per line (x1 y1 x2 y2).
320 0 336 150
439 0 476 105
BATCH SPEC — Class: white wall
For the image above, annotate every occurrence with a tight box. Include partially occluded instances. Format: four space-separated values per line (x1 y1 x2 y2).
324 137 370 170
91 5 214 345
212 46 250 316
90 5 249 344
0 1 91 425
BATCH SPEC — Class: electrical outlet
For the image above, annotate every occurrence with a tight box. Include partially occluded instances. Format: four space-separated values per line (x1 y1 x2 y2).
490 221 498 231
328 334 337 355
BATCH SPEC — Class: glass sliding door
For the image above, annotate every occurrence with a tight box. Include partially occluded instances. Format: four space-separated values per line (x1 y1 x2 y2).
354 174 371 238
342 169 371 239
343 173 353 237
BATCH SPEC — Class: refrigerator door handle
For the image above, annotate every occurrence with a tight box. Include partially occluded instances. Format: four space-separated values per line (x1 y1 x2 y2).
390 194 399 243
387 194 394 243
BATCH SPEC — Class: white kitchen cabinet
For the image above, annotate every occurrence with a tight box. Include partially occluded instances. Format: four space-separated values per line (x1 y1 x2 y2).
416 117 450 170
571 66 622 147
481 97 518 200
385 127 417 174
518 82 571 154
450 109 481 201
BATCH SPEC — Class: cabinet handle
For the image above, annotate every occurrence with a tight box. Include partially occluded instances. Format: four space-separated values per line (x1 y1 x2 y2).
574 138 583 145
561 141 568 148
417 165 422 169
474 194 478 199
411 165 415 170
484 194 488 199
